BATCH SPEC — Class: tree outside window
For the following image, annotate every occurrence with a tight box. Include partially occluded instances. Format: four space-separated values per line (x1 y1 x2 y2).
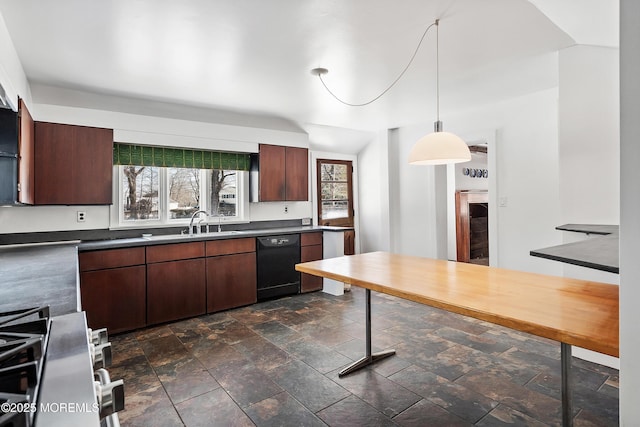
119 166 241 223
168 168 200 219
122 166 159 220
211 170 236 217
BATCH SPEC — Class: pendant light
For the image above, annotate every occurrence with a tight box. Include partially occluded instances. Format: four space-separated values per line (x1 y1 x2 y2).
408 19 471 165
311 19 470 165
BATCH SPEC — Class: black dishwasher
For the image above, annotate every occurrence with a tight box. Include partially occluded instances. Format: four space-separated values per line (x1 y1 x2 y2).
256 234 301 301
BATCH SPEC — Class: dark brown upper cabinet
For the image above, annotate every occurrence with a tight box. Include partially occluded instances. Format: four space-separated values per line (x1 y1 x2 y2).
17 98 34 204
285 146 308 201
258 144 308 202
34 122 113 205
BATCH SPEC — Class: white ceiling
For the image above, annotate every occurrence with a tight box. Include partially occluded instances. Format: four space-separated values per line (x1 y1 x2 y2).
0 0 618 153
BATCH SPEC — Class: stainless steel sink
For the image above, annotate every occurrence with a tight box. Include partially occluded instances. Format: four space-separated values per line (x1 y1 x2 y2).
140 230 247 242
210 230 245 236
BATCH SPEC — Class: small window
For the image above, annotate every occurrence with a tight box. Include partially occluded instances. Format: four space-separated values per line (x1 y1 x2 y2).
317 159 354 227
122 166 160 221
209 170 237 217
168 168 200 219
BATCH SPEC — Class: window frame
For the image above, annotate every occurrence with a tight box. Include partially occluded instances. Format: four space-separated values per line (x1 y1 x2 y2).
316 159 354 227
110 166 249 229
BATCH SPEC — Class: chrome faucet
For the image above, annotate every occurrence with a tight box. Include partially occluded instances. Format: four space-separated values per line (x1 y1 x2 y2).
188 210 208 235
217 213 224 232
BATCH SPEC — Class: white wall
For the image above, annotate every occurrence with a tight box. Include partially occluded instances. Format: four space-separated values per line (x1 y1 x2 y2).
357 130 391 253
450 89 562 274
620 0 640 423
455 154 489 191
390 124 441 258
558 45 619 225
369 87 562 275
0 12 30 109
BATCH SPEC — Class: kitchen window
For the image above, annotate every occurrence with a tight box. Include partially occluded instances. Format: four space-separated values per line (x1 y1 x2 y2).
316 159 354 227
122 166 160 221
111 143 250 228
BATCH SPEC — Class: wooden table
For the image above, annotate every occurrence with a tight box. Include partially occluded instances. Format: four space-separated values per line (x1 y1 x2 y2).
295 251 619 427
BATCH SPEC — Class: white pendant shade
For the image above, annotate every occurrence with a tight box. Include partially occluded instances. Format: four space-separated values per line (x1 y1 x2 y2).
408 131 472 165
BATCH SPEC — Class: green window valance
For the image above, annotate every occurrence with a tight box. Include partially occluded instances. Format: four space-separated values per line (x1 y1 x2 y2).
113 143 251 171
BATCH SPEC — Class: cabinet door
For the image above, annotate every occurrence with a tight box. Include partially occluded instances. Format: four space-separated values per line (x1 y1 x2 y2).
300 244 323 292
344 230 355 255
17 98 34 205
80 266 146 334
259 144 286 201
147 258 206 325
285 147 308 201
206 252 257 313
34 122 113 205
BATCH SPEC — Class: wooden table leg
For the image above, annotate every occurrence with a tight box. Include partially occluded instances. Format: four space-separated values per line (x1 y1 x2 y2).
339 289 396 377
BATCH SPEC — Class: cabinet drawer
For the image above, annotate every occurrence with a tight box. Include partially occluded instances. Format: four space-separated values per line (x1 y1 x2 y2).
79 247 145 271
206 238 255 257
146 242 205 263
301 232 322 246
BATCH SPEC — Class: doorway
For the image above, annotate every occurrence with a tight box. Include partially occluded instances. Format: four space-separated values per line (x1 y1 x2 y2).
455 190 489 265
448 141 494 265
316 159 354 227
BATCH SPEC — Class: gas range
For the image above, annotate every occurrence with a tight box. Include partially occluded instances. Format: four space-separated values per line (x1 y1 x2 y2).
0 307 124 427
0 307 50 427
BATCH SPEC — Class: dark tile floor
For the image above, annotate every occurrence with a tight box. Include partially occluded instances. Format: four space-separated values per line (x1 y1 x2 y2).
110 287 619 426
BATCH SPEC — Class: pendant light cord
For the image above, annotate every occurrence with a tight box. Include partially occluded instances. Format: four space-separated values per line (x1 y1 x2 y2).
315 20 438 107
435 19 440 121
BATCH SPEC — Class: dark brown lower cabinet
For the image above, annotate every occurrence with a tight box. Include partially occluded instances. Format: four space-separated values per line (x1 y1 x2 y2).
300 232 323 293
344 230 355 255
79 234 317 332
206 252 257 313
300 245 323 292
80 266 146 334
147 258 206 325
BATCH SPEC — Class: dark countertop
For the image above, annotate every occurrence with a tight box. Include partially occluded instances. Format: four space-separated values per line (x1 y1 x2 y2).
0 242 80 316
0 225 353 317
555 224 619 235
78 225 348 251
530 224 619 274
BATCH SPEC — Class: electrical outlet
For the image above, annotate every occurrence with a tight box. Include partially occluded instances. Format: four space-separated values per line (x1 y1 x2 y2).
498 197 508 207
284 205 288 214
77 211 86 222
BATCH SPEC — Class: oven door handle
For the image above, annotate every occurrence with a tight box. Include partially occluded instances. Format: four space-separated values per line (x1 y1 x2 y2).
94 368 125 420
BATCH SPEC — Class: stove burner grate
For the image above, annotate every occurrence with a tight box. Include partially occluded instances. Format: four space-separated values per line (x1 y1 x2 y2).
0 307 50 427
